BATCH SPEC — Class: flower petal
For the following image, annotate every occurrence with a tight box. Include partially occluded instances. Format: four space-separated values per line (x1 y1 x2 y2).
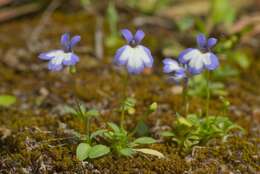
126 46 145 74
162 58 181 73
70 35 81 48
126 47 146 74
168 69 186 83
196 34 207 48
203 53 219 70
187 51 205 75
114 45 128 65
140 46 153 68
134 30 145 44
178 48 198 64
63 53 79 66
38 50 63 60
48 57 64 71
121 29 133 43
61 33 70 50
207 38 217 48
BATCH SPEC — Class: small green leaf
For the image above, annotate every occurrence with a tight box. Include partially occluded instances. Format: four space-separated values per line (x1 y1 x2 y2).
135 120 149 136
149 102 158 112
89 145 110 159
119 148 135 157
86 109 100 118
121 97 136 111
177 117 192 127
76 143 91 161
133 137 156 145
63 105 78 115
107 122 120 133
90 129 107 139
0 95 16 107
161 131 175 137
134 148 165 158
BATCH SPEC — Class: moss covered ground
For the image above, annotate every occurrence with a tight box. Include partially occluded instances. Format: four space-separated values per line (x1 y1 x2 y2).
0 11 259 173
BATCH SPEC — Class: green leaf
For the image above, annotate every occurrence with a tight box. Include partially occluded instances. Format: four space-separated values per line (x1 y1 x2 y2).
161 131 175 137
134 148 165 158
90 129 107 139
63 105 78 115
89 145 110 159
149 102 158 112
177 117 192 127
86 109 100 118
135 120 149 136
133 137 156 145
121 97 136 111
210 0 236 26
0 95 16 107
76 143 91 161
107 122 120 133
119 148 135 157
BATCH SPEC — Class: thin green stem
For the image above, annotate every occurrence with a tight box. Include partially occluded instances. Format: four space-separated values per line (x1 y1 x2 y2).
120 73 129 130
182 78 189 117
86 117 90 143
206 71 211 117
120 109 126 130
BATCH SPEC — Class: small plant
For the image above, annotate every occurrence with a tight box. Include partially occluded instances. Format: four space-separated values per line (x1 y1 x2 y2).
103 122 164 158
38 33 110 161
161 114 244 153
68 105 110 161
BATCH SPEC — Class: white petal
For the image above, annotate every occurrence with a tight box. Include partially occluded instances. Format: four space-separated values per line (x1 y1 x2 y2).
202 53 212 66
118 45 152 73
182 49 201 62
117 45 132 65
188 52 204 70
127 47 145 73
136 46 152 67
45 50 64 58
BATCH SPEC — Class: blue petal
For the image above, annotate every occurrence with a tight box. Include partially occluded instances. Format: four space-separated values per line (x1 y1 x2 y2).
172 69 186 82
121 29 133 43
39 52 53 60
114 45 127 65
134 29 145 44
38 50 61 60
205 53 219 70
61 33 70 50
178 48 194 64
63 53 79 66
196 34 207 48
127 62 144 74
70 35 81 48
188 66 204 75
207 38 217 48
162 58 179 73
48 61 63 71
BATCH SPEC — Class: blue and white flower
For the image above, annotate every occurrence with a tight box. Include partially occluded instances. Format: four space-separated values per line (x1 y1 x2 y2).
163 58 186 82
114 29 154 74
39 33 81 71
178 34 219 75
